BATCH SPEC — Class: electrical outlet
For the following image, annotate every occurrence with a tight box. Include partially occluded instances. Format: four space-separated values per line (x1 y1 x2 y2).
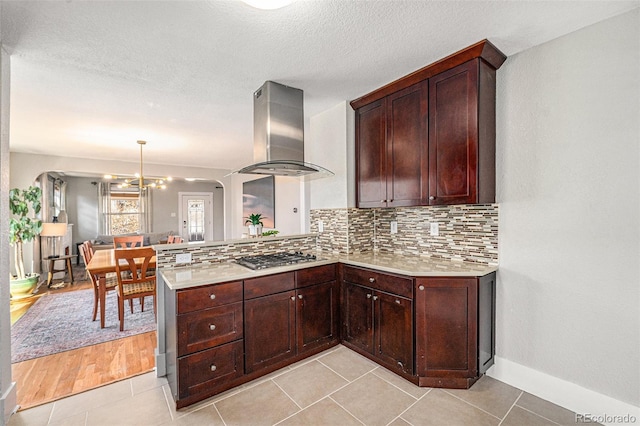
176 253 192 264
390 221 398 234
430 222 439 236
318 220 324 233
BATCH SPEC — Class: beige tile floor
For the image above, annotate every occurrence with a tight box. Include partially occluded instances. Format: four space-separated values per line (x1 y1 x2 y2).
9 345 582 426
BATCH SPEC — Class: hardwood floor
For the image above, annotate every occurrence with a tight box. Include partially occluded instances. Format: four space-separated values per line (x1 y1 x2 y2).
12 331 157 411
10 266 157 411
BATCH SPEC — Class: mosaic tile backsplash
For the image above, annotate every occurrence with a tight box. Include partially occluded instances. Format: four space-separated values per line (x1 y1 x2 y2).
155 235 317 268
311 204 498 265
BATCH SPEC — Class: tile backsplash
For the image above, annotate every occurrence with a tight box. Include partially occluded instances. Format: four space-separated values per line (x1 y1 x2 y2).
311 204 498 265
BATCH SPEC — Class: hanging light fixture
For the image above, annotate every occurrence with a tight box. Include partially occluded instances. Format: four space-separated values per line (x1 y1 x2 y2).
103 140 172 190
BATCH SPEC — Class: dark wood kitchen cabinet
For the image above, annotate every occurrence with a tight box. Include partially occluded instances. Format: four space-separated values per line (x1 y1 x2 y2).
244 272 296 373
295 265 340 355
165 280 245 408
244 265 339 373
355 81 428 208
351 39 506 208
342 266 414 375
415 273 496 388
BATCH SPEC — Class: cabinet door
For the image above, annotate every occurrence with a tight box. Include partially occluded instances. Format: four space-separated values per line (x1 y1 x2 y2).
415 278 477 378
386 81 428 207
296 281 339 354
374 291 413 375
343 282 374 353
356 99 387 208
428 60 479 205
244 290 296 373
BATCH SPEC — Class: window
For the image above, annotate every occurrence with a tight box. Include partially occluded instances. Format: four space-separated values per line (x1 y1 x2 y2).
98 183 151 235
107 190 140 234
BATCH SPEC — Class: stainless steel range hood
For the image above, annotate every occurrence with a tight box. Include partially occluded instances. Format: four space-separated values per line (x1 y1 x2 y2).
231 81 333 178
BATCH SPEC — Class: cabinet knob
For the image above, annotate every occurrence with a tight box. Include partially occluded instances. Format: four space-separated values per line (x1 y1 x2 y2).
366 294 372 299
380 200 386 203
210 365 217 372
395 299 401 304
373 295 378 301
369 277 375 283
389 199 393 202
209 294 216 300
429 196 435 201
298 294 303 299
209 324 216 331
419 285 425 291
291 296 296 301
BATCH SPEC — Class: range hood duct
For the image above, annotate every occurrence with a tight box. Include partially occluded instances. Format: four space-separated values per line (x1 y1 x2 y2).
232 81 333 178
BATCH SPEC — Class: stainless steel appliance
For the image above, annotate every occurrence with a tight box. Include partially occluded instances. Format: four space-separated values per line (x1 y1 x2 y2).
235 252 318 270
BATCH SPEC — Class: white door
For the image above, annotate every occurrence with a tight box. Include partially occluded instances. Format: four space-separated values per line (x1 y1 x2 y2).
179 192 214 242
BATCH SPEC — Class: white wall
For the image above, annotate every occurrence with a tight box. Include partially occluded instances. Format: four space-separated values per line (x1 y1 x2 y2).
493 7 639 414
308 101 355 210
0 45 18 423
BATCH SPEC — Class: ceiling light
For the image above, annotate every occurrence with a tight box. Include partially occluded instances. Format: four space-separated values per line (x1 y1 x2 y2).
106 140 170 192
241 0 295 10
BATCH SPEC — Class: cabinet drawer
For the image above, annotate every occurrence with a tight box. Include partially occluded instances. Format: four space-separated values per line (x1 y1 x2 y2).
296 264 336 288
177 281 242 314
178 340 244 399
178 302 243 355
343 266 413 298
244 272 295 299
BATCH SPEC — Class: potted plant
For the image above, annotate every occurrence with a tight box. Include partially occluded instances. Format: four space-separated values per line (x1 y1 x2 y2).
9 185 43 298
244 213 264 237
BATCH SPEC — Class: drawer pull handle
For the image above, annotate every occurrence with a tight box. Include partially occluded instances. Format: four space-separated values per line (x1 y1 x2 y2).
210 365 217 372
209 294 216 300
395 299 401 304
373 295 378 301
298 295 303 299
369 277 375 283
366 294 372 299
419 285 425 291
209 324 216 331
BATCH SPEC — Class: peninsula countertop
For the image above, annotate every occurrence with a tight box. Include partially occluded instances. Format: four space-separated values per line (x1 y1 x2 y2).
160 252 497 290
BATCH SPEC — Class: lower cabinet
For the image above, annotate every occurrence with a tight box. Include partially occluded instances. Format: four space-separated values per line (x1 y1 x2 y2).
165 262 495 409
244 265 339 374
414 273 496 388
342 267 414 375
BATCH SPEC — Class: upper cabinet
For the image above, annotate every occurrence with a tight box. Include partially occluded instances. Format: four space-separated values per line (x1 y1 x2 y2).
351 40 506 208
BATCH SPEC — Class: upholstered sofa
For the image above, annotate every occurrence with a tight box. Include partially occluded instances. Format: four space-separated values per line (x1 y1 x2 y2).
92 231 176 250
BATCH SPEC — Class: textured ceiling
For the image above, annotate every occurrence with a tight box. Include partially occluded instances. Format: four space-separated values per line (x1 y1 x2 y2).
2 0 638 172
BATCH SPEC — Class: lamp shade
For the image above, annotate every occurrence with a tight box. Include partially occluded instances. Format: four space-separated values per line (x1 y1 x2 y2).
40 222 68 237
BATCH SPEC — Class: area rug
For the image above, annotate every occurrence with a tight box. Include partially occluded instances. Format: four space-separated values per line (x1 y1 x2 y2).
11 288 156 363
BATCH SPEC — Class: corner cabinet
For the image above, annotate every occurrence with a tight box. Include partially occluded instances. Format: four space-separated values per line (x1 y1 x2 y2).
351 39 506 208
341 264 496 389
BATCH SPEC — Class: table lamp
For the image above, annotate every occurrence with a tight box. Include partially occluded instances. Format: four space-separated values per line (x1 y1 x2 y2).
40 222 68 259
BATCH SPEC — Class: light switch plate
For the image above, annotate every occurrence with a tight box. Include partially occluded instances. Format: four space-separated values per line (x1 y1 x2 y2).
390 221 398 234
430 222 439 236
318 220 324 233
176 253 192 264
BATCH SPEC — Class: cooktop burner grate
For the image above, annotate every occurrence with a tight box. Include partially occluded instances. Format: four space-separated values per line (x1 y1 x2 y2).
235 252 318 270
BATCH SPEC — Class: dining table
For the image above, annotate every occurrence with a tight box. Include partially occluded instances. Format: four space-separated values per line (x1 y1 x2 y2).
86 248 157 329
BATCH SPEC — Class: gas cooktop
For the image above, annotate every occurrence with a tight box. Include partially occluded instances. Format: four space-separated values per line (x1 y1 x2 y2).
235 252 318 270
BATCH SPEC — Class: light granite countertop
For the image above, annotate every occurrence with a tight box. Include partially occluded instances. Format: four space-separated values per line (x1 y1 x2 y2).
160 252 497 291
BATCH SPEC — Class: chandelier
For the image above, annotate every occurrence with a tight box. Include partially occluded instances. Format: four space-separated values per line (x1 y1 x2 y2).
104 140 172 190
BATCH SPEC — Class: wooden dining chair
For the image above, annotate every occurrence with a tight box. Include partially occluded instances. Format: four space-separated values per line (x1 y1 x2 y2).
167 235 184 244
113 235 144 248
80 241 119 322
113 247 156 331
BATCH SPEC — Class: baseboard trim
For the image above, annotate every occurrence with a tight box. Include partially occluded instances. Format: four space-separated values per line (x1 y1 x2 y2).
486 356 639 426
1 381 17 425
155 350 166 377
